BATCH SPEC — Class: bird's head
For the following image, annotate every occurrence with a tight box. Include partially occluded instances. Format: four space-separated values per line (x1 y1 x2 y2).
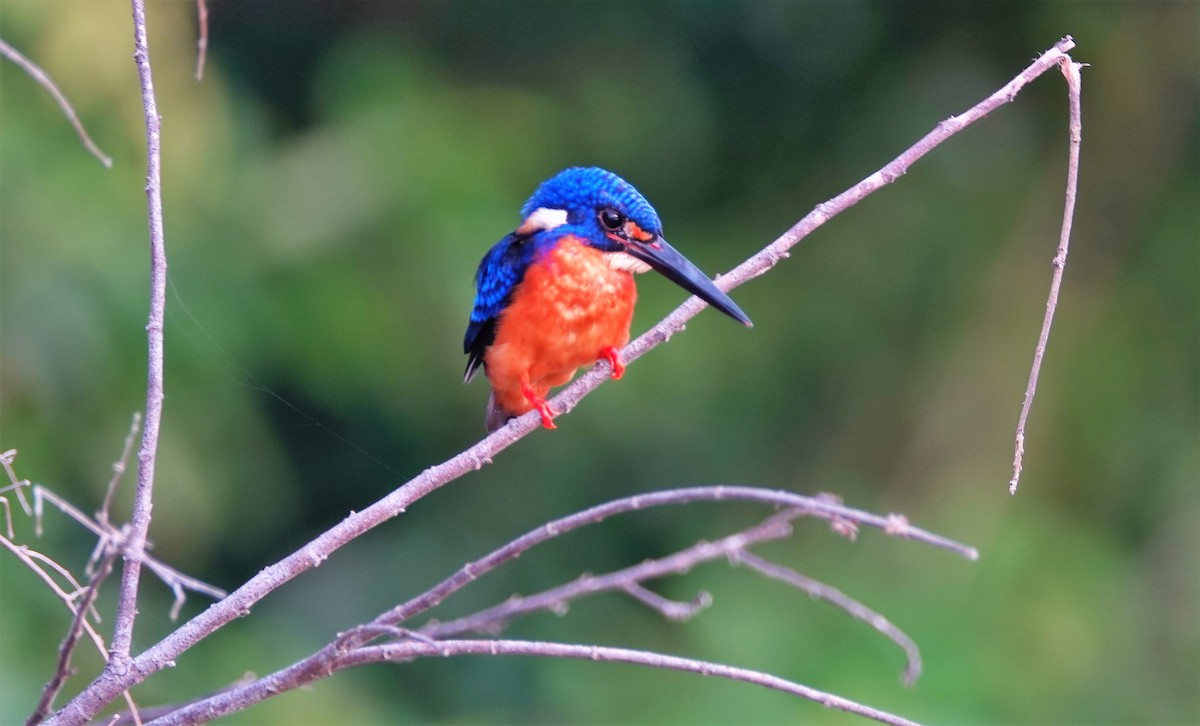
516 167 752 326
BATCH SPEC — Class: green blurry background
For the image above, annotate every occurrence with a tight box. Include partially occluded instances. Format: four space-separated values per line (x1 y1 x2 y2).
1 1 1196 723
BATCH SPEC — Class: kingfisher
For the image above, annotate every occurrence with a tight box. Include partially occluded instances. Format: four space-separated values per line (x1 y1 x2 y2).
464 167 751 431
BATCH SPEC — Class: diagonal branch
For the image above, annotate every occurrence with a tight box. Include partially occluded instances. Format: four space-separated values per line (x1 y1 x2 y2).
1009 57 1084 494
0 38 113 168
49 37 1074 725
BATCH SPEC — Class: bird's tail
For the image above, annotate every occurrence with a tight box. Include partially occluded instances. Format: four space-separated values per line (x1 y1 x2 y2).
485 390 513 432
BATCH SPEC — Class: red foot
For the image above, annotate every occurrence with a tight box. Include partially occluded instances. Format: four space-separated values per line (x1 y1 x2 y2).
521 381 557 429
600 346 625 380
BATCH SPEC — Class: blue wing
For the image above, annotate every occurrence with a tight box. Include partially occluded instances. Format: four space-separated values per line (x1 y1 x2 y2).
464 233 530 382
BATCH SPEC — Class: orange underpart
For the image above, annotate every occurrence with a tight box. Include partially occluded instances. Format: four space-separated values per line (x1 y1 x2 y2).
600 346 625 380
485 236 638 427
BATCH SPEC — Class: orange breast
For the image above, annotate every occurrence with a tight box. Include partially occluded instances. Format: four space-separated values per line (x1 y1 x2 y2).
485 236 637 416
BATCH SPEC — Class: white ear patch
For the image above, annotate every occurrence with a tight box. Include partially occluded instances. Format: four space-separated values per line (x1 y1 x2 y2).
606 251 652 274
522 207 569 231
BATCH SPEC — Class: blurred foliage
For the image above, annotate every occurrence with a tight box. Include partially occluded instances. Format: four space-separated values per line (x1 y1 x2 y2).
1 1 1197 724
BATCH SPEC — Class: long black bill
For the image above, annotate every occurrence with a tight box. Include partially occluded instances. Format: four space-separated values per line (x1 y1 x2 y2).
627 238 752 326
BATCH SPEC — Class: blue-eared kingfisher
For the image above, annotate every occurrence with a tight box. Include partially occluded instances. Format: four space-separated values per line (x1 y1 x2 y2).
464 167 751 431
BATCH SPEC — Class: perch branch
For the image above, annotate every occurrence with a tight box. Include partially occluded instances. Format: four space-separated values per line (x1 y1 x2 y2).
0 38 113 168
1009 57 1083 494
50 37 1073 724
108 0 170 668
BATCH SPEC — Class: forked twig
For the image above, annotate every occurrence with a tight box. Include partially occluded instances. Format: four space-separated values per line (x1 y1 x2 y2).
0 38 113 168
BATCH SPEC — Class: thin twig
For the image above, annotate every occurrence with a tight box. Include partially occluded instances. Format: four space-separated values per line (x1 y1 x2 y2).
28 554 118 726
1009 57 1083 494
34 485 225 610
358 641 923 726
735 551 922 686
0 38 113 168
622 583 712 621
50 38 1073 724
108 0 170 668
98 414 142 530
193 0 209 81
1 448 33 524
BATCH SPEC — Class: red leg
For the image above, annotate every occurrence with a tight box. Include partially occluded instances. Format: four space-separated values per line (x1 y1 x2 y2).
599 346 625 380
520 380 557 429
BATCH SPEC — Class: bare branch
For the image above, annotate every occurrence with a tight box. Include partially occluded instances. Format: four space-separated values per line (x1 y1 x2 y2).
1009 57 1084 494
193 0 209 81
109 0 170 668
735 551 922 686
49 38 1074 724
150 639 921 726
142 495 969 722
0 38 113 168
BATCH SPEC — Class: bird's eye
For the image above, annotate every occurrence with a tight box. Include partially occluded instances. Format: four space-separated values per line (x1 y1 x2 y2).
598 208 625 231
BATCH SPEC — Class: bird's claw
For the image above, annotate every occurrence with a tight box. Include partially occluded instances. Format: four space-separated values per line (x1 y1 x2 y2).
521 381 558 429
600 346 625 380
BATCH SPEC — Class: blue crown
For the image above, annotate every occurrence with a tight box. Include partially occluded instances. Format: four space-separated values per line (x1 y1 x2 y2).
520 167 662 235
